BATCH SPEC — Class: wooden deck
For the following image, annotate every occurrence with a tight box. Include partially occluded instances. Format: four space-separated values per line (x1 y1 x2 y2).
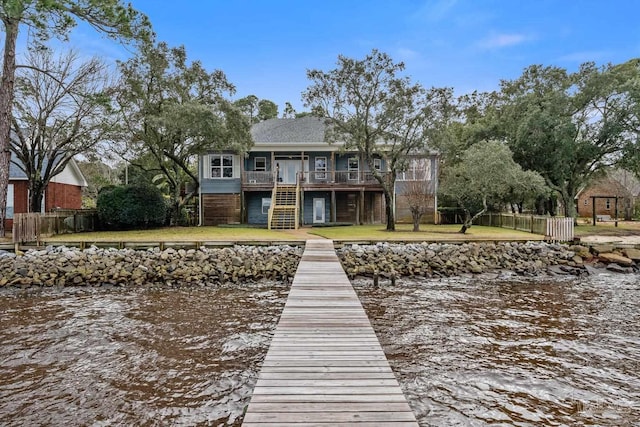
243 239 418 426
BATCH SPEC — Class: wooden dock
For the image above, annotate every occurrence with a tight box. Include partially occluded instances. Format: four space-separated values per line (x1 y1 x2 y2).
243 239 418 426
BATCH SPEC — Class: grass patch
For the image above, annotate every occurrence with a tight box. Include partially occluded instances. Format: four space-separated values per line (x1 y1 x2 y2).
307 224 543 241
44 226 304 243
39 223 545 243
574 220 640 237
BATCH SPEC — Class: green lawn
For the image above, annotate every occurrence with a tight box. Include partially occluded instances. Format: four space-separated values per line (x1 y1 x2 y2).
7 219 638 246
43 226 303 243
574 220 640 237
307 224 543 241
41 223 543 244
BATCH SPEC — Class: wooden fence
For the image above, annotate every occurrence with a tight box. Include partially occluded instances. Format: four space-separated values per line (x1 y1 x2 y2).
474 213 574 242
12 210 97 244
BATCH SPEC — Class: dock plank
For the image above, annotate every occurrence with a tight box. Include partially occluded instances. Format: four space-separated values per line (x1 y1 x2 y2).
242 239 418 426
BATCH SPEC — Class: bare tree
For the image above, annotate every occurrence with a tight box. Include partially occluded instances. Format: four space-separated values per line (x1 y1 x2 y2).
11 49 115 213
402 178 434 231
0 0 150 235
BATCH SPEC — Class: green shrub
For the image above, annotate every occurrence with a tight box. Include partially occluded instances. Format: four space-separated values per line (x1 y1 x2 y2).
97 184 167 230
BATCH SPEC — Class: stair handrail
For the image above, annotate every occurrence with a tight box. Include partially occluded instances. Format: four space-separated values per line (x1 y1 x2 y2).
295 173 300 229
267 167 279 230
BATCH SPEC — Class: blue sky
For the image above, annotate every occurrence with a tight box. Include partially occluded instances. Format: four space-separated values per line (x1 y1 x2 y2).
39 0 640 113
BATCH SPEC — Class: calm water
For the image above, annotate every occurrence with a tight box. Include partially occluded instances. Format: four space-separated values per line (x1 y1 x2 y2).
1 274 639 426
356 273 640 426
0 283 289 426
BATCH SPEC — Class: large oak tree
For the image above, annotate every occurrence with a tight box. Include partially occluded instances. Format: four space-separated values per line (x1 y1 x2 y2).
440 140 547 233
115 41 252 225
499 61 640 219
303 49 452 231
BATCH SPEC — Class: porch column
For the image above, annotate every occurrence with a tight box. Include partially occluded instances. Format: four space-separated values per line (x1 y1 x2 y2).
271 152 275 182
330 152 335 182
301 151 305 183
359 189 365 225
331 190 336 223
300 189 305 226
241 191 246 223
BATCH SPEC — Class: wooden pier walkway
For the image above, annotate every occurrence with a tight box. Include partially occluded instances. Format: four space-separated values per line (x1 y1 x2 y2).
243 239 418 426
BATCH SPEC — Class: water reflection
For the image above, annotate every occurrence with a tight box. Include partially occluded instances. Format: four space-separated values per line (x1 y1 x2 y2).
0 283 289 426
356 273 640 426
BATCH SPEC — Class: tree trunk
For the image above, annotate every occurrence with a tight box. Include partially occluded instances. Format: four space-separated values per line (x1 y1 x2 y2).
560 187 577 223
0 18 20 237
383 189 395 231
459 210 471 234
29 179 45 213
412 210 421 232
459 197 487 234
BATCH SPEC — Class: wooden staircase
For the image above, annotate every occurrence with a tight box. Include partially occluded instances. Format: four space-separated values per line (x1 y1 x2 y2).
268 184 299 230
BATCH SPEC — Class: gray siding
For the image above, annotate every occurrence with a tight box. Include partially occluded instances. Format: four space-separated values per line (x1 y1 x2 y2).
246 152 273 171
200 178 241 194
247 192 272 225
334 154 382 171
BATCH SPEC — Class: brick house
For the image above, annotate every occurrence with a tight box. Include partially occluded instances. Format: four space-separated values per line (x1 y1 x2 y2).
575 171 639 220
198 116 439 228
6 153 88 230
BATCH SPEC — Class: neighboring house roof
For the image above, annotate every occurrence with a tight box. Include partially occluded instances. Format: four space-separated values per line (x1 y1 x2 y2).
9 153 88 187
575 171 637 200
610 169 640 196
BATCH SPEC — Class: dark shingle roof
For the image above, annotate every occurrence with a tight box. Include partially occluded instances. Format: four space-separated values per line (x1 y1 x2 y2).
9 155 26 179
251 116 327 144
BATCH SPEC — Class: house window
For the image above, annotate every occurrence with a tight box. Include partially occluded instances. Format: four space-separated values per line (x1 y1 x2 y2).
209 154 235 179
606 199 611 210
254 157 266 172
6 184 13 219
584 199 588 206
373 158 382 172
315 157 327 180
398 158 431 181
262 197 271 215
348 157 359 180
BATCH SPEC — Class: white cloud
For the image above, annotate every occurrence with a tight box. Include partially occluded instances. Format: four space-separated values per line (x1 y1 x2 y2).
557 51 608 64
397 47 420 61
415 0 458 22
477 32 531 50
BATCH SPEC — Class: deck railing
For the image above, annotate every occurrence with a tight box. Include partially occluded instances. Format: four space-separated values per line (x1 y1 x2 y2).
243 171 275 184
243 170 392 186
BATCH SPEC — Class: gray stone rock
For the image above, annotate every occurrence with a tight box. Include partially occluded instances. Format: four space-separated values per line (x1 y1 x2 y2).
599 252 634 267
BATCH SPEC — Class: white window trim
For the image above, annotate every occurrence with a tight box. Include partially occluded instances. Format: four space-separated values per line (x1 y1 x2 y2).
7 184 14 219
206 154 239 179
348 157 359 180
262 197 271 215
255 157 266 172
315 156 327 180
397 158 431 181
373 158 382 171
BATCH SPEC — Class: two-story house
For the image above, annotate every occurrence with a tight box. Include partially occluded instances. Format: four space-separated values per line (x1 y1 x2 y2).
198 116 438 228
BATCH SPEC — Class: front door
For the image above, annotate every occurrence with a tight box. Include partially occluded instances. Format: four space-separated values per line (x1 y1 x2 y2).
277 160 303 184
313 198 325 224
